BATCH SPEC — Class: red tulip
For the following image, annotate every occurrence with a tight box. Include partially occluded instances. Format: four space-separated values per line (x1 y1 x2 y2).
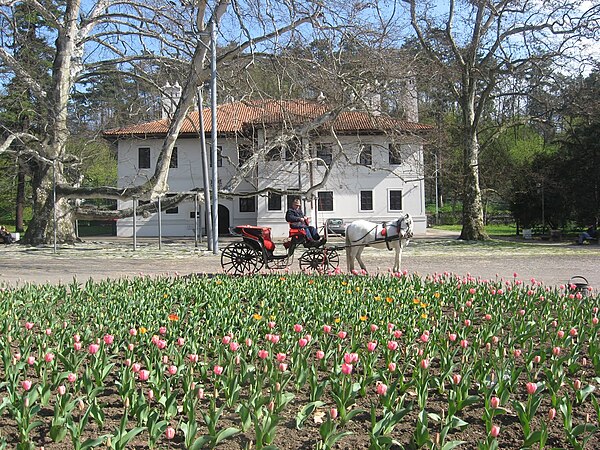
490 424 500 437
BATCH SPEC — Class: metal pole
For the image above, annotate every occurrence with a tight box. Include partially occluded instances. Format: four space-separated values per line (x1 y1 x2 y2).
132 199 137 251
53 159 57 254
434 153 439 225
197 87 213 250
157 196 162 250
210 19 219 254
541 184 545 235
194 193 199 248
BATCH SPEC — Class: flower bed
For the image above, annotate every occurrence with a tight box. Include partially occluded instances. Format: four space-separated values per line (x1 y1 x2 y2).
0 272 598 449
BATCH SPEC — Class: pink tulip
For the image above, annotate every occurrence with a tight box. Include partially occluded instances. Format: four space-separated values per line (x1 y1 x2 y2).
124 358 132 367
552 346 561 356
222 335 231 345
574 379 581 390
188 354 199 363
343 353 358 364
278 363 288 372
448 333 457 342
132 363 141 372
147 389 154 401
103 334 114 345
460 339 469 349
165 426 176 439
388 362 397 372
57 385 66 396
197 388 204 399
526 382 537 395
138 370 150 381
420 359 430 369
513 349 522 358
167 365 177 375
387 341 398 351
492 336 499 345
298 338 308 348
490 396 500 409
293 324 303 333
21 380 32 391
88 344 100 354
315 350 325 360
330 408 338 419
376 383 388 396
213 365 224 376
73 342 82 351
338 331 347 339
25 322 34 330
533 355 541 364
569 327 578 337
464 319 471 326
270 335 280 344
484 314 492 320
341 363 353 375
452 374 462 385
159 326 167 335
44 353 54 363
323 325 332 333
557 330 565 339
490 424 500 438
420 333 429 343
276 353 286 362
67 373 77 383
258 349 269 359
393 330 403 339
548 408 556 420
162 355 169 365
26 356 35 365
156 340 167 350
176 337 185 347
45 328 52 335
229 341 239 352
593 317 599 326
129 328 137 336
370 324 378 332
245 338 253 347
366 341 377 352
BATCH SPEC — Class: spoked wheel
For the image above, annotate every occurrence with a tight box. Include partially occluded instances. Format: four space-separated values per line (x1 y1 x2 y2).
221 242 264 275
298 248 340 273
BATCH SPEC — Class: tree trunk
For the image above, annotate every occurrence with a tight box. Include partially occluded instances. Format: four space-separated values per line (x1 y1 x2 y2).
459 130 487 240
24 162 76 245
15 163 25 232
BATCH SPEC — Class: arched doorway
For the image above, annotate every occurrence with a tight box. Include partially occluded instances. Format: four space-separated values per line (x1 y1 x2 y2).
218 204 230 235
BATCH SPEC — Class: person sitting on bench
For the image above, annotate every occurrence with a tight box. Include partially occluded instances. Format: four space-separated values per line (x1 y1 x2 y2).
0 226 14 244
285 197 325 246
577 224 598 244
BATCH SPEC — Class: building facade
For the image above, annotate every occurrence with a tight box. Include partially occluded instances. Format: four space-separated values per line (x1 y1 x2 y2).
105 99 431 238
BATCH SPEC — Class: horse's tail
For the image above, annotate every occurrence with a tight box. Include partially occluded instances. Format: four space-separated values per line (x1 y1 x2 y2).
345 230 352 271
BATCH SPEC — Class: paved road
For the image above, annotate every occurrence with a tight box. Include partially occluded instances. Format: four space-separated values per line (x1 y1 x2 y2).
0 231 598 290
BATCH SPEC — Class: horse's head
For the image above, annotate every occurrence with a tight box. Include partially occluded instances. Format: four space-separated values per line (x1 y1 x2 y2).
397 213 413 239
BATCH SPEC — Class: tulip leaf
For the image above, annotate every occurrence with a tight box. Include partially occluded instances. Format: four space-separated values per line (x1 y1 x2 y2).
441 441 467 450
296 400 325 429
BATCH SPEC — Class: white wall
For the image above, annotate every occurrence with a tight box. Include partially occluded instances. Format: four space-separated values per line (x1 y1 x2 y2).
116 133 426 238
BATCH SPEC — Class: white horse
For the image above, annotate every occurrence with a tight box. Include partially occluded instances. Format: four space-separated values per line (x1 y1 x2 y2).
345 213 413 273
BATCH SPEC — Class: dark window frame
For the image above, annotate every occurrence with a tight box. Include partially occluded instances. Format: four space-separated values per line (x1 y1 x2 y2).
389 190 403 211
239 196 256 213
165 194 178 214
238 144 252 167
316 144 333 167
267 193 282 211
359 145 372 166
360 190 373 211
388 144 402 165
318 191 334 211
169 147 178 169
209 146 223 167
138 147 151 169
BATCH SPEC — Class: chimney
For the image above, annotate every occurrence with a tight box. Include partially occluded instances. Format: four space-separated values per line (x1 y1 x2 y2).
161 82 182 119
400 77 418 122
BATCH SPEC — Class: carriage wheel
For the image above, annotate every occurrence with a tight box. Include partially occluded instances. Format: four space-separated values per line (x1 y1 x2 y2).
298 248 340 273
221 242 264 275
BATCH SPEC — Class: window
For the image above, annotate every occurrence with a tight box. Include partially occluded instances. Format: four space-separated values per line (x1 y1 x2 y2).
169 147 178 168
287 194 300 209
388 144 402 165
138 148 151 169
165 194 178 214
359 145 372 166
239 196 256 212
209 146 223 167
189 211 201 218
318 191 334 211
285 138 301 161
316 144 332 166
265 147 281 161
268 193 282 211
360 190 373 211
389 190 403 210
238 144 252 167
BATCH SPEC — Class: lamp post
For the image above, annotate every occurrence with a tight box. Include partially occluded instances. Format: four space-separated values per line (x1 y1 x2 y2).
537 182 545 234
434 153 439 225
210 18 219 254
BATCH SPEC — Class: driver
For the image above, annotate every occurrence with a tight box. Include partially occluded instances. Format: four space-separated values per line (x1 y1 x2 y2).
285 197 325 246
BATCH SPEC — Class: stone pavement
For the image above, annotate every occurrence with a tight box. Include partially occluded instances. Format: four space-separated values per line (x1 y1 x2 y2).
0 229 598 291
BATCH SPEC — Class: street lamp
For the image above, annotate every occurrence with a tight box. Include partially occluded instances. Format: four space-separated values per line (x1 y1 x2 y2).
537 182 545 234
434 153 439 225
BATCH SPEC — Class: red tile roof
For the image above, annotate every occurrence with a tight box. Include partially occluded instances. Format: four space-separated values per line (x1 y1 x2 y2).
104 99 432 137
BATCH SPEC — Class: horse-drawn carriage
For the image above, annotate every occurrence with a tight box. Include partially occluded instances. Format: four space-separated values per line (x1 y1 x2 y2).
220 213 413 275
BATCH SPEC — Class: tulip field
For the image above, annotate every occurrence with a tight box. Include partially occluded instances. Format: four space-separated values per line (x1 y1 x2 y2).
0 271 599 449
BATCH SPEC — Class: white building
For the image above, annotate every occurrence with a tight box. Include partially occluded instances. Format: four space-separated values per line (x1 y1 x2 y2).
105 97 432 238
